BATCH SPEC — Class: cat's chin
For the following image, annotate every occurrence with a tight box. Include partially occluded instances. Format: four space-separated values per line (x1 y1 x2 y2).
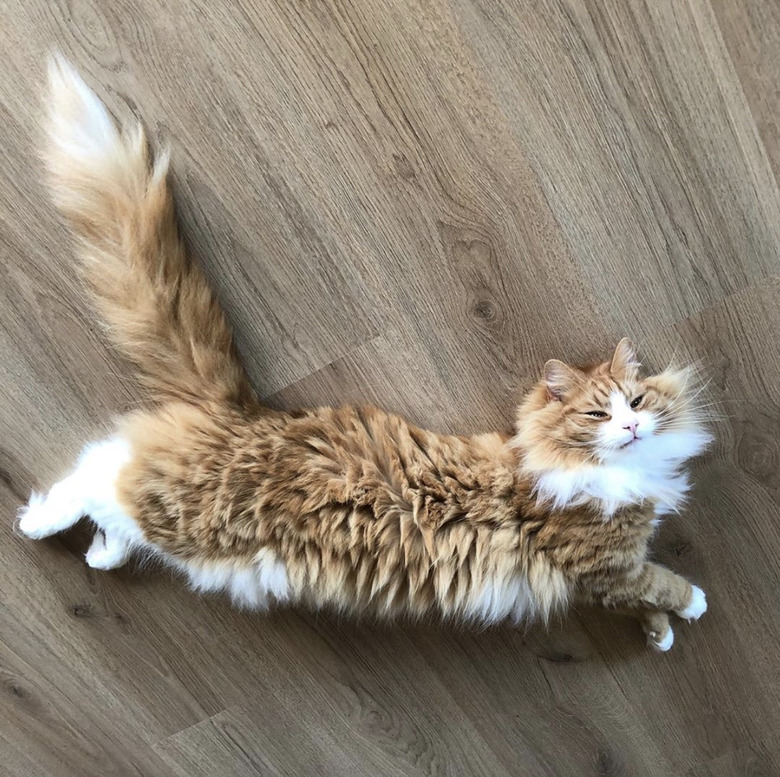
597 436 645 462
599 427 712 468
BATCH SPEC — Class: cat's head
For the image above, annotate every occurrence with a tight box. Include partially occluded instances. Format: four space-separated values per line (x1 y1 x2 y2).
513 339 712 472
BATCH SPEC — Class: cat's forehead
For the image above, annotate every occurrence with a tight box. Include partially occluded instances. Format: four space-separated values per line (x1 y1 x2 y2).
575 370 640 403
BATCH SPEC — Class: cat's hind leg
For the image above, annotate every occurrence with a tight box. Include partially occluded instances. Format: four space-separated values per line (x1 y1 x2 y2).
18 488 83 540
18 437 144 569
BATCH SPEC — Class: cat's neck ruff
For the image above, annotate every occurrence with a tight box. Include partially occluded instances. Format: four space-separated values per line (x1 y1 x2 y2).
523 428 712 518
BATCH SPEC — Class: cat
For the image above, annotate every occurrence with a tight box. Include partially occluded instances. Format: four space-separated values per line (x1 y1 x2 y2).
17 56 712 652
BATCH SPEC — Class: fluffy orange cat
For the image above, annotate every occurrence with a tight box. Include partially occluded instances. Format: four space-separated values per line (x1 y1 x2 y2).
18 57 712 651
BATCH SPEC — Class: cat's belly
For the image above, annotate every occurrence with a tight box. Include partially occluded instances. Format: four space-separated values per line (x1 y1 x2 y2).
165 548 291 610
162 549 535 624
458 574 535 625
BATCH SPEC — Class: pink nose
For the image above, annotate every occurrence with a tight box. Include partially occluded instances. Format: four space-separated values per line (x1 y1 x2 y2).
623 421 639 437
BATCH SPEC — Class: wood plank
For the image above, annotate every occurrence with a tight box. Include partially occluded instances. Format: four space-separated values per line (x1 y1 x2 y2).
712 0 780 180
454 0 780 333
0 0 778 775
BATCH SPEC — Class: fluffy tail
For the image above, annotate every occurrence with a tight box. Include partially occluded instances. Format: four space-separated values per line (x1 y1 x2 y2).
44 55 256 407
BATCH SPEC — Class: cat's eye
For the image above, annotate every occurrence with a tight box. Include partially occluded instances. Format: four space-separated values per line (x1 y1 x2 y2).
585 410 608 419
630 395 644 409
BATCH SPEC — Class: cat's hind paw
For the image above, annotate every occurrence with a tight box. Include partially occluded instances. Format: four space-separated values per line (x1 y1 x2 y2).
85 530 130 570
17 493 61 539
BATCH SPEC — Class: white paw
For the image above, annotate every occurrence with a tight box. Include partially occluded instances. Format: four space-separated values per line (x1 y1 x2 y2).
676 585 707 621
85 532 129 570
649 628 674 652
85 533 111 569
86 550 123 570
18 493 58 539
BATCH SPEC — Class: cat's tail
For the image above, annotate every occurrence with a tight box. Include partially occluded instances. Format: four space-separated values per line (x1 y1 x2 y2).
43 55 256 407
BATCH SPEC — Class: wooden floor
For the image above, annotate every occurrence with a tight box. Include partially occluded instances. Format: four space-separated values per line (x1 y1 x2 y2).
1 1 779 774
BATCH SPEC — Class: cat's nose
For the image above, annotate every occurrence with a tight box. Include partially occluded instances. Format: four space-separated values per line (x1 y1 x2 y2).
623 421 639 437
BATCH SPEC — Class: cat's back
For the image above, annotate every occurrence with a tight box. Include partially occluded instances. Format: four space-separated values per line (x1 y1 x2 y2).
115 401 522 559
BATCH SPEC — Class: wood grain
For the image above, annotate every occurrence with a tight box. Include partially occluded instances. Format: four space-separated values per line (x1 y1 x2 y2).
1 0 778 775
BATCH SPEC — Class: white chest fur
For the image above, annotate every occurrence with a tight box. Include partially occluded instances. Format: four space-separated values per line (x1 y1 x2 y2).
531 429 712 517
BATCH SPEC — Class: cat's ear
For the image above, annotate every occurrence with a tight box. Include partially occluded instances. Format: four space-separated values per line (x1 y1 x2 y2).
610 338 639 378
544 359 582 401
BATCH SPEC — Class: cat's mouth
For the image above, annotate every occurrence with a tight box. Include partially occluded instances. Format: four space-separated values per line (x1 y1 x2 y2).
619 437 639 449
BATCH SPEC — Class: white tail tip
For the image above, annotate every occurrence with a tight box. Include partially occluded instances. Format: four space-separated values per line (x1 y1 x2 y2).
47 53 120 160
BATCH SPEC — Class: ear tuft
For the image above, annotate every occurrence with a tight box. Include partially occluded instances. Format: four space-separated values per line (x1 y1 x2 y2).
544 359 582 401
610 338 640 378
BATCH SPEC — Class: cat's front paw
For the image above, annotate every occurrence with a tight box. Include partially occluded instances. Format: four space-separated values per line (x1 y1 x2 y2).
676 584 707 621
647 626 674 652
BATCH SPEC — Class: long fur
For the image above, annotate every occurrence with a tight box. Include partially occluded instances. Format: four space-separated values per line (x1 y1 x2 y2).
44 55 254 407
18 58 712 650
